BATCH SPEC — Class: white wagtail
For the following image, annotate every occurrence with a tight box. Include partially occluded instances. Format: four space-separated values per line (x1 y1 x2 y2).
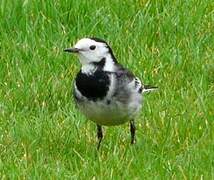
64 37 157 149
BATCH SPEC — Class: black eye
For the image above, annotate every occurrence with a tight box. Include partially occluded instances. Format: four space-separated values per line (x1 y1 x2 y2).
89 45 96 50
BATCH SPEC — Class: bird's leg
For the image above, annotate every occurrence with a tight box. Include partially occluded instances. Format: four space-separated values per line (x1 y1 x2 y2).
97 124 103 150
130 120 136 144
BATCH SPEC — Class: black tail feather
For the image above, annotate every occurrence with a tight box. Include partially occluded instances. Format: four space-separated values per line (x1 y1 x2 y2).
143 85 158 93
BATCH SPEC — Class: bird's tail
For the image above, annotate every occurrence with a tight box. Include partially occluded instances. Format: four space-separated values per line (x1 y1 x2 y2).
142 85 158 93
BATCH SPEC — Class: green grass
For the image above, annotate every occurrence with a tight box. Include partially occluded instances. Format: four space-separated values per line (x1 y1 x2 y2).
0 0 214 179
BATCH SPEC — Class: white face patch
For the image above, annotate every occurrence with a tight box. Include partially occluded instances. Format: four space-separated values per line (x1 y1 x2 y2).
103 53 115 72
74 38 109 65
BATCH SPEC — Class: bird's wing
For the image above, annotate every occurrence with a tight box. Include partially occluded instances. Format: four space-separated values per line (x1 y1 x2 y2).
114 63 142 91
106 64 157 96
104 64 142 104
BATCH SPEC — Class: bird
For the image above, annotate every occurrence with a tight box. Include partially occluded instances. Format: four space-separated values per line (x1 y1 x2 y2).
64 37 157 149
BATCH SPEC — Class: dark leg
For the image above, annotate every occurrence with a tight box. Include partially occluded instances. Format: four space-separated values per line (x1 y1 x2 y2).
97 124 103 150
130 120 136 144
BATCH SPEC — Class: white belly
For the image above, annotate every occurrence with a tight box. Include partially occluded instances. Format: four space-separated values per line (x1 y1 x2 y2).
76 95 142 126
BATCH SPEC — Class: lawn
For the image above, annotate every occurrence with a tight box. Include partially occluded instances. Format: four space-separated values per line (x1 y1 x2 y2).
0 0 214 179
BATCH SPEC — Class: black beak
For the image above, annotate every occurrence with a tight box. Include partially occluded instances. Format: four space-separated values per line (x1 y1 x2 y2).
64 48 80 53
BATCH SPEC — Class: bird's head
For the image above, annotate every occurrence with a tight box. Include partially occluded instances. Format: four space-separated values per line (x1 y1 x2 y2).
64 37 117 66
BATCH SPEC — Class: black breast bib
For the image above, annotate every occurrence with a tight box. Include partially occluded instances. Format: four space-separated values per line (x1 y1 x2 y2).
75 70 110 101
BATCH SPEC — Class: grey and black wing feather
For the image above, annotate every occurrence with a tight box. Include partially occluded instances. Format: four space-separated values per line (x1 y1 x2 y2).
104 64 141 104
109 64 157 96
114 65 142 92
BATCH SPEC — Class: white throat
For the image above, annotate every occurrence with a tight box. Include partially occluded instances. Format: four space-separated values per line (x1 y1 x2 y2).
81 54 116 74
